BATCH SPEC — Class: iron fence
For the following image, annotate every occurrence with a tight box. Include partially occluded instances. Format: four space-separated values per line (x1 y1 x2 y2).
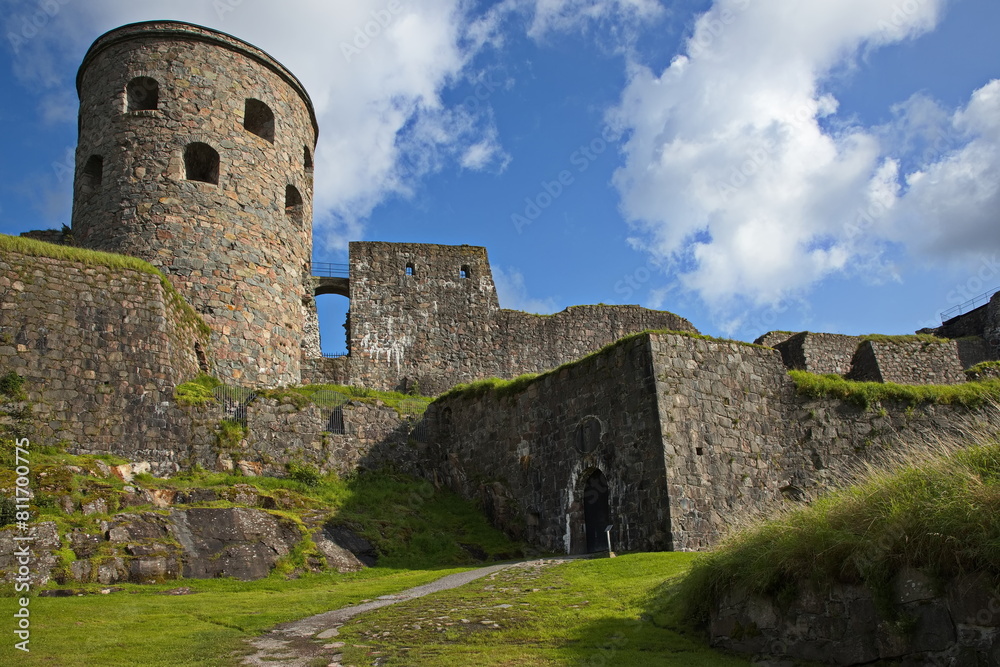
941 286 1000 321
213 384 257 427
312 262 350 278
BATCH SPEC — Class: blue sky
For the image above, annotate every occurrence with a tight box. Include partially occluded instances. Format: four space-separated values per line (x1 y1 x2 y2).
1 0 998 355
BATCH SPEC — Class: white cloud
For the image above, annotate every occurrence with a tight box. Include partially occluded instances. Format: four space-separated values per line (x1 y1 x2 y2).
526 0 664 39
890 80 1000 260
610 0 948 312
493 266 557 313
3 0 504 252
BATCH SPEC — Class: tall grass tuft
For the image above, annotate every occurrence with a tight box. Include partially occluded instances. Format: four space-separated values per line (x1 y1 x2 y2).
672 416 1000 627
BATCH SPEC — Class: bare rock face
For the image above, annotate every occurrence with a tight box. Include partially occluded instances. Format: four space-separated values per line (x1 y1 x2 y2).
312 526 377 572
170 508 302 581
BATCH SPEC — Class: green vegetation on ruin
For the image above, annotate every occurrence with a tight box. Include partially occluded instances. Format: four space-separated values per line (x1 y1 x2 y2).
285 383 434 416
859 333 951 344
789 370 1000 409
0 233 210 337
967 360 1000 378
667 435 1000 630
173 373 222 405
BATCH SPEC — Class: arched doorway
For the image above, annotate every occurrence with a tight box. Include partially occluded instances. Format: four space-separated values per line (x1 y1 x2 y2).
583 469 610 554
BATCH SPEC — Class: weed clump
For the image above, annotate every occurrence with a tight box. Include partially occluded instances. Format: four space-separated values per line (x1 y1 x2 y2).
789 370 1000 410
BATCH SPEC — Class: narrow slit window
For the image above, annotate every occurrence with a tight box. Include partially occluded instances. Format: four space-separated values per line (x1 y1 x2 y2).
460 265 470 279
405 263 415 276
184 143 220 184
80 155 104 197
244 99 275 143
304 146 313 171
285 185 303 218
126 76 159 111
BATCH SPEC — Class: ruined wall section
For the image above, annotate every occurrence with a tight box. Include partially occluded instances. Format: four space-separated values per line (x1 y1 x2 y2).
348 242 501 395
774 332 862 376
0 246 208 472
650 335 794 550
73 21 317 386
848 340 966 385
425 334 670 555
497 306 698 379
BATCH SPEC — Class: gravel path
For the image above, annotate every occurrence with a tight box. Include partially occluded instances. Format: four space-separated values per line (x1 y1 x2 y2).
240 558 572 666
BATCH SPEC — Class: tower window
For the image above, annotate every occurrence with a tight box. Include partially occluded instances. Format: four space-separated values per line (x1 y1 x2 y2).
244 99 275 143
304 146 313 171
184 143 220 184
126 77 159 111
285 185 303 219
405 263 415 276
80 155 104 196
460 265 470 279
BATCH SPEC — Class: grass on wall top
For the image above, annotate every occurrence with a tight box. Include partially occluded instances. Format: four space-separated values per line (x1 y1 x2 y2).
789 370 1000 409
0 234 210 337
667 430 1000 628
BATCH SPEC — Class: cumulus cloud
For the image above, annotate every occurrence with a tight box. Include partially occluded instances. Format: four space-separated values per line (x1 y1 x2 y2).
526 0 664 39
493 266 558 313
610 0 950 313
3 0 503 251
889 80 1000 260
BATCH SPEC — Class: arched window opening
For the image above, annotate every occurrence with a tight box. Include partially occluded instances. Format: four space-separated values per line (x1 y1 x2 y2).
460 265 470 279
126 76 159 111
285 185 303 219
244 99 275 143
583 469 611 554
184 143 220 184
405 263 415 277
304 146 313 171
80 155 104 197
315 293 350 357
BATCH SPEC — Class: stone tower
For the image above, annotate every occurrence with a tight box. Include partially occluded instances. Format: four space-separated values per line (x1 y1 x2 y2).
71 21 318 387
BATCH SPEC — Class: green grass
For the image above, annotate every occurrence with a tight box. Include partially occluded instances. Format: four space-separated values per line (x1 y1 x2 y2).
0 567 468 666
337 553 748 666
860 333 950 344
1 233 210 337
289 383 434 415
789 369 1000 409
173 374 221 406
670 437 1000 628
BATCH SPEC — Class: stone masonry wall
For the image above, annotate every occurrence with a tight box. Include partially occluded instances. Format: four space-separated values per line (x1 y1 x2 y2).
73 21 317 387
425 334 670 554
423 331 999 554
711 570 1000 665
774 332 862 376
0 245 208 473
849 340 967 384
341 241 698 395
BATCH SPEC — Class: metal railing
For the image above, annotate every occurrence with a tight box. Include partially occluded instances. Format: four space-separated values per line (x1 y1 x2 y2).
312 262 349 278
322 352 348 359
941 286 1000 321
213 384 257 427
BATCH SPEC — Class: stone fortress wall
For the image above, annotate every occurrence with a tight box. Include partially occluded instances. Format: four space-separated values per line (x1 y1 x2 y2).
425 324 1000 556
0 246 208 472
312 241 700 395
71 21 318 388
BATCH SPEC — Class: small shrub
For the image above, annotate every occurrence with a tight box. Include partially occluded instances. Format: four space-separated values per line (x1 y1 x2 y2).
216 419 246 451
286 461 322 487
0 371 26 400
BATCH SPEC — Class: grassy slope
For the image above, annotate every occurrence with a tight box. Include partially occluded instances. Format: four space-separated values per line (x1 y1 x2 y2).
1 568 464 666
668 439 1000 627
337 553 748 666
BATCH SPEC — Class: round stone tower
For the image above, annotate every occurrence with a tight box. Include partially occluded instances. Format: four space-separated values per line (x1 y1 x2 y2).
72 21 318 387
